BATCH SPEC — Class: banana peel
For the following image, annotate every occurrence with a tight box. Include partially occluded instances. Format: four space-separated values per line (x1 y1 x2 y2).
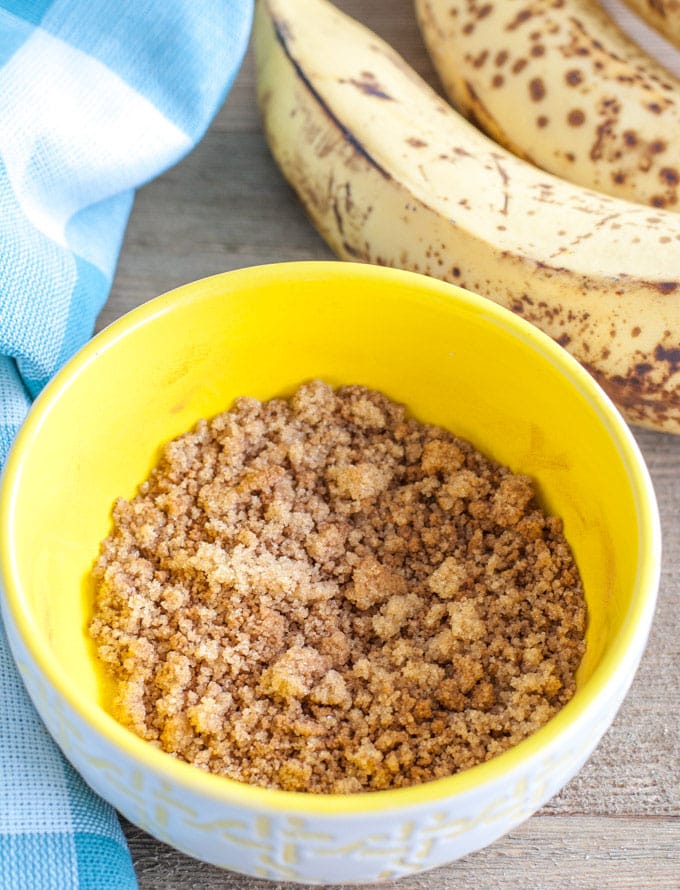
254 0 680 433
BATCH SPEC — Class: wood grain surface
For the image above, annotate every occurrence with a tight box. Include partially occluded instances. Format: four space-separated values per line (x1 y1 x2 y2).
103 1 680 886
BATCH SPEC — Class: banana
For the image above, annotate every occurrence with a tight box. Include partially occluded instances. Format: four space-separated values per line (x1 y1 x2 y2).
620 0 680 50
414 0 680 210
254 0 680 433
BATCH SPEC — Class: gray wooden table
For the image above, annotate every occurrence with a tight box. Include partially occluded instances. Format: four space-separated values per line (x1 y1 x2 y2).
102 1 680 886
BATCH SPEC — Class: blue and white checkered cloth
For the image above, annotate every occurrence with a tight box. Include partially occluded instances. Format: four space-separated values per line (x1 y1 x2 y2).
0 1 253 886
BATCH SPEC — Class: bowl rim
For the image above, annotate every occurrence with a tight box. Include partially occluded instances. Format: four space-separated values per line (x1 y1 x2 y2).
0 261 662 815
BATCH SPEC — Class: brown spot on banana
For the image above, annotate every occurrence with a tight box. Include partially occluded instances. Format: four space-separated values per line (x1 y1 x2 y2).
255 0 680 432
415 0 680 209
655 343 680 370
583 356 680 429
529 77 547 100
507 8 534 30
345 73 394 100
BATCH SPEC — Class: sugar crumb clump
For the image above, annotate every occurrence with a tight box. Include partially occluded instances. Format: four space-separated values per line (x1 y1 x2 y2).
89 380 587 793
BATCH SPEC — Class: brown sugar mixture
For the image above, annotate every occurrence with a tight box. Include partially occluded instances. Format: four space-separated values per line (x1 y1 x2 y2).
89 380 586 793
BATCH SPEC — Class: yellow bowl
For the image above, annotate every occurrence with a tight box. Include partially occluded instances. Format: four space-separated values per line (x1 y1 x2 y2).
0 262 660 883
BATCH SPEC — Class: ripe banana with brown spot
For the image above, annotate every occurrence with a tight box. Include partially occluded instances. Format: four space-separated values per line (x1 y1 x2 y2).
620 0 680 50
415 0 680 210
254 0 680 432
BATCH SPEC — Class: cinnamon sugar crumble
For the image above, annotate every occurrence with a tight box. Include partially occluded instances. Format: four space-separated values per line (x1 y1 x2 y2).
89 380 586 793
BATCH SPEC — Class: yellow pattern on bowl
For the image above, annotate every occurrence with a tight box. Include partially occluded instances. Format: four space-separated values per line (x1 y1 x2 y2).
0 262 660 883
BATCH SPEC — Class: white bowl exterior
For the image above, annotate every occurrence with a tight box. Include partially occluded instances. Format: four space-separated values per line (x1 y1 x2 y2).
2 584 648 885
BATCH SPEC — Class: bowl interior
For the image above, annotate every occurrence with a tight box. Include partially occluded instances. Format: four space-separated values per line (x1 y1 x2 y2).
2 262 653 765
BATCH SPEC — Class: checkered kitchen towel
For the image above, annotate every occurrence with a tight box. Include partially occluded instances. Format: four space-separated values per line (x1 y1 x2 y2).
0 1 253 886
